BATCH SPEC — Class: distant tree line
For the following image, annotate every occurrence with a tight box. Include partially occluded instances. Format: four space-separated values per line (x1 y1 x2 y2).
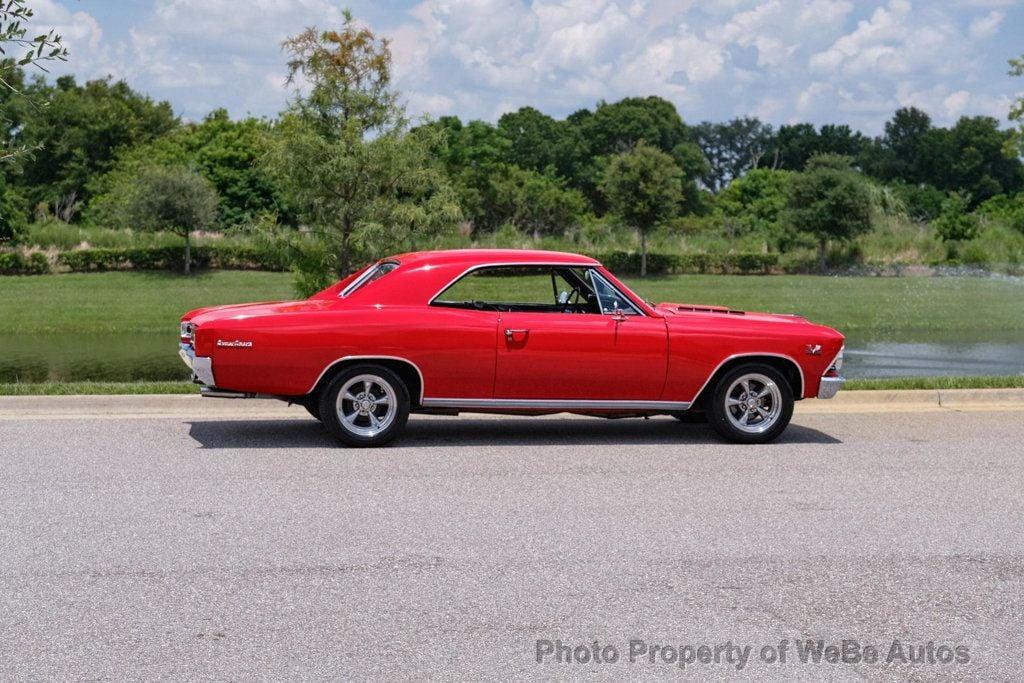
1 14 1023 282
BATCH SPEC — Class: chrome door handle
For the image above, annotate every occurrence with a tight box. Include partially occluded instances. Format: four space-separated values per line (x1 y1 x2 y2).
504 329 529 340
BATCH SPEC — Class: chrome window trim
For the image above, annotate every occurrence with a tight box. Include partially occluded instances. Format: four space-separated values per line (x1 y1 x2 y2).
427 262 648 317
306 355 426 402
340 260 399 299
587 268 643 316
421 398 690 411
687 352 805 403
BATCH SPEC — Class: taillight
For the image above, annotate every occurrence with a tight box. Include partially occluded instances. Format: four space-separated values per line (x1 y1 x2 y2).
180 322 196 346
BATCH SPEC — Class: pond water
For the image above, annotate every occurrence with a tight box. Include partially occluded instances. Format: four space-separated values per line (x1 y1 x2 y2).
1 330 1021 383
842 338 1024 378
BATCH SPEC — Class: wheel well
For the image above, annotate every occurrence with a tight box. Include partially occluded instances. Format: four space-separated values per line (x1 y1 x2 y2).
692 355 803 407
310 357 424 408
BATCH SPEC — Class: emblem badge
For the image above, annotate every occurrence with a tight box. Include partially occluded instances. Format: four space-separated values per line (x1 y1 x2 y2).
217 340 253 348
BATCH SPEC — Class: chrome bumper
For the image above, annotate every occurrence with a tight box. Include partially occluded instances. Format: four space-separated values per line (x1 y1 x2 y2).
179 343 215 387
817 376 845 399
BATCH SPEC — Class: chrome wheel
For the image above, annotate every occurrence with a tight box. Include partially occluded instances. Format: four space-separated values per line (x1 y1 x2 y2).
724 372 782 435
335 374 397 438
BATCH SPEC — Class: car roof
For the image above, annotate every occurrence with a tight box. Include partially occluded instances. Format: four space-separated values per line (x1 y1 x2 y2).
387 249 599 268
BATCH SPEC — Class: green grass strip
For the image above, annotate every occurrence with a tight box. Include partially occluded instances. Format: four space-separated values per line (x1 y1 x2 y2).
843 375 1024 391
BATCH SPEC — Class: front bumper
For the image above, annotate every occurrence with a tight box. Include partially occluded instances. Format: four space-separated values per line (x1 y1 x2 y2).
817 376 845 399
179 343 215 387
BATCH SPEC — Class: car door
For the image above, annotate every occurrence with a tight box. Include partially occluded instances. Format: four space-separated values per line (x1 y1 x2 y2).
492 267 668 401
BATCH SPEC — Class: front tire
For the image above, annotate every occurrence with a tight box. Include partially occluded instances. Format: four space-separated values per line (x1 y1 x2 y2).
708 363 793 444
319 365 410 447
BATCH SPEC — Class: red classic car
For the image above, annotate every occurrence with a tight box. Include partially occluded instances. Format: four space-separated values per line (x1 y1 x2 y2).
180 249 844 446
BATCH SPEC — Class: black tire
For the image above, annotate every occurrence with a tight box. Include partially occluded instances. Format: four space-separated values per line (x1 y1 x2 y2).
671 410 707 424
318 364 410 447
707 363 793 444
302 397 322 422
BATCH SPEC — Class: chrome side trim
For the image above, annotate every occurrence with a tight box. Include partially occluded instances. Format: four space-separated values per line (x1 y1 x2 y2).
179 343 215 387
201 388 255 399
306 355 426 402
687 352 805 403
421 398 690 411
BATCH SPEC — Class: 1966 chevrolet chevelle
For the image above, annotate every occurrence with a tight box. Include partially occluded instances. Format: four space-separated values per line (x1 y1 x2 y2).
180 249 844 446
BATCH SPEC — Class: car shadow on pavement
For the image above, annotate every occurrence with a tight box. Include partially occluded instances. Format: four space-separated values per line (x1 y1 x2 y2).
187 417 840 449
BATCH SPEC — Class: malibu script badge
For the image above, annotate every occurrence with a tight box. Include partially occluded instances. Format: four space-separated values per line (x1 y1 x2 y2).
216 339 253 348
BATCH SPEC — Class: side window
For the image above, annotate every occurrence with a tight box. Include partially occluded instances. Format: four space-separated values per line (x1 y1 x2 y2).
340 261 399 298
586 270 640 315
434 266 558 309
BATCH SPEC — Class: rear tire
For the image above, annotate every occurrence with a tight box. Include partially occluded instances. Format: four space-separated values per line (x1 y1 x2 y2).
708 363 793 444
319 364 410 447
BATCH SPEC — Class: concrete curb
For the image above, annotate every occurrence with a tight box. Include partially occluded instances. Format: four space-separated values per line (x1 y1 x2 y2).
1 388 1022 419
796 388 1024 414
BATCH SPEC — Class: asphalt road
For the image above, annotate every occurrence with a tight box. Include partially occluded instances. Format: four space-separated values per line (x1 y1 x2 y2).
1 402 1022 679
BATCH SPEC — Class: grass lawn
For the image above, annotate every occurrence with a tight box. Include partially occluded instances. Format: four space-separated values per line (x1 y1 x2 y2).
0 271 296 335
3 270 1019 337
621 274 1024 336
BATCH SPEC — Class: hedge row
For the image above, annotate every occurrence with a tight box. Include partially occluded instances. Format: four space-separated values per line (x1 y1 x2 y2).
595 251 779 275
56 245 290 273
0 251 50 275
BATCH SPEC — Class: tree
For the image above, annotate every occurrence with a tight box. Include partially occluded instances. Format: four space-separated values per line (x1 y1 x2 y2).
2 73 177 213
0 168 26 241
87 109 290 229
863 107 932 182
785 155 873 273
933 192 979 243
265 12 460 285
691 117 774 192
496 106 582 178
0 0 68 162
117 165 219 274
716 168 791 241
600 143 682 277
1009 54 1024 158
577 96 688 157
488 165 586 236
762 123 868 172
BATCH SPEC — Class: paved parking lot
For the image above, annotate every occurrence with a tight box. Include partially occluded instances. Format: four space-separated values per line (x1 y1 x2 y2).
1 398 1022 678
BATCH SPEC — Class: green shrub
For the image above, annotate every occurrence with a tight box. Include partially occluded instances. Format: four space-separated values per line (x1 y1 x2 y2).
56 245 290 273
595 251 778 275
959 241 990 267
0 251 51 275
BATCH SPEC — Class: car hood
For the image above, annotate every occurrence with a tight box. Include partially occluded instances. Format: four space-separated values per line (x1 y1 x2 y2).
654 302 809 325
183 300 331 325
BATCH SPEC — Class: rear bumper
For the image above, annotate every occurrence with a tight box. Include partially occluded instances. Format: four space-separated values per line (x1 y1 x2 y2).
179 343 215 387
817 376 845 399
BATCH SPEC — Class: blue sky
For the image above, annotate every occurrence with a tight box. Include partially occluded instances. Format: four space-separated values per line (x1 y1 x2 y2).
33 0 1024 133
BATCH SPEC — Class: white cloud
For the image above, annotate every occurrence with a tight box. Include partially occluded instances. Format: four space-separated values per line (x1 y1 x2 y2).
25 0 1022 132
968 10 1004 38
